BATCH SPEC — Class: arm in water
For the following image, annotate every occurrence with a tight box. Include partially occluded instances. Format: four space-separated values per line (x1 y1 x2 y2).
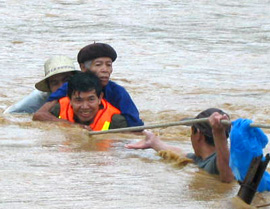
125 130 185 157
33 100 63 122
33 83 68 122
4 90 50 114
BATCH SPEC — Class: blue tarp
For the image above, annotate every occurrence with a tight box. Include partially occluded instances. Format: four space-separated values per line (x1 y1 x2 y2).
230 118 270 192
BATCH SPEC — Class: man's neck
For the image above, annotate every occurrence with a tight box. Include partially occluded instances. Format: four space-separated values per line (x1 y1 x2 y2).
198 145 216 160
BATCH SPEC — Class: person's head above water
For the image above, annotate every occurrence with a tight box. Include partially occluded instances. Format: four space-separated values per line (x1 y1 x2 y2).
67 71 103 124
191 108 230 146
35 55 79 93
77 43 117 87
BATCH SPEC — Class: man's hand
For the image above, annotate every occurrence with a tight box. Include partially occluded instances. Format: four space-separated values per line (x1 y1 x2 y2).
125 130 158 149
208 112 229 136
125 130 184 156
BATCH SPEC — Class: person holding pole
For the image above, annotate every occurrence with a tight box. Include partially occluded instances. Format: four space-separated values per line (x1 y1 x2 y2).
126 108 234 183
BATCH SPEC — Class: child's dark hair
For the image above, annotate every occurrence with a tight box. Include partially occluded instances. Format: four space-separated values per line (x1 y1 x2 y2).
67 71 102 98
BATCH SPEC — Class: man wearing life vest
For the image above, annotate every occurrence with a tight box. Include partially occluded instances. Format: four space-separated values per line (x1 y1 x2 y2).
33 71 127 131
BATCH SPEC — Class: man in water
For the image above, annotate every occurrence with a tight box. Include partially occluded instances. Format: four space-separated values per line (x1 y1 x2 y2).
4 55 79 113
33 71 127 131
126 108 234 183
34 43 144 127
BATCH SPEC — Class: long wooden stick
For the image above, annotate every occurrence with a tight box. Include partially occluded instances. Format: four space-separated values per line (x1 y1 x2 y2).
88 118 208 135
88 118 270 136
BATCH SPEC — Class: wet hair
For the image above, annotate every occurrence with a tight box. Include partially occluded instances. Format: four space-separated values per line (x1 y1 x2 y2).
67 71 102 98
191 108 230 147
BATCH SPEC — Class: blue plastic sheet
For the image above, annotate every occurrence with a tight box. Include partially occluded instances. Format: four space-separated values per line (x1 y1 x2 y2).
230 118 270 192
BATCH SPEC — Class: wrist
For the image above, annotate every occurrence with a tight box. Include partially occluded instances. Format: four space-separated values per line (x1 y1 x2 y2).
151 138 167 152
212 128 226 137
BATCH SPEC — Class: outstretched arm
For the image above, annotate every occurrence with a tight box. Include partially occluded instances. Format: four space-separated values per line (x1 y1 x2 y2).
4 90 49 114
125 130 185 156
33 100 64 122
209 112 234 183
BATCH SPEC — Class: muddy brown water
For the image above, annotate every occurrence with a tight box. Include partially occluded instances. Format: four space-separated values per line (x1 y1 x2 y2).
1 0 270 208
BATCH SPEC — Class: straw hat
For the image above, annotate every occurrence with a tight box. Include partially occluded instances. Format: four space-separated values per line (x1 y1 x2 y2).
35 55 79 92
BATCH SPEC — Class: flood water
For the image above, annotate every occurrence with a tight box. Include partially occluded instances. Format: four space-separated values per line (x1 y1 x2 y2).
1 0 270 208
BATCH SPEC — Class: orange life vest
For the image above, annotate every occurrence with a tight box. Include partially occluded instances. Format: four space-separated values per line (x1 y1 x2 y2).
58 97 121 131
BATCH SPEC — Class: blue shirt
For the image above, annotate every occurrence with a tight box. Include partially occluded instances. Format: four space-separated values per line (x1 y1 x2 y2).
47 81 144 127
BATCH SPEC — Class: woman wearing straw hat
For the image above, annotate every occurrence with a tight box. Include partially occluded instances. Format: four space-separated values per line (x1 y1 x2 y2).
4 56 79 114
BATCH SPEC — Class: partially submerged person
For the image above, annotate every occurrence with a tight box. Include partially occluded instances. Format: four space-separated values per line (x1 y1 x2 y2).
4 55 78 113
126 108 234 183
47 43 144 127
33 72 127 131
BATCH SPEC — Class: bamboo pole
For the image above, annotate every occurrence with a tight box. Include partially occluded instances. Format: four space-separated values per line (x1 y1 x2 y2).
88 117 270 136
